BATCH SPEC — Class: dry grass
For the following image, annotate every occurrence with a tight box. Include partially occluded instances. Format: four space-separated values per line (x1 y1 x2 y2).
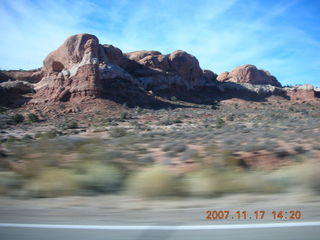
126 165 179 198
24 168 79 198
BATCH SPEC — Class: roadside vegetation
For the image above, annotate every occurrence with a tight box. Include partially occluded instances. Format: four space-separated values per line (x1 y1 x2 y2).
1 101 320 198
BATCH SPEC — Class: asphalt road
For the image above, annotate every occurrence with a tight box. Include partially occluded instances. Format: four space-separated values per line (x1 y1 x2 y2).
1 195 320 240
1 223 320 240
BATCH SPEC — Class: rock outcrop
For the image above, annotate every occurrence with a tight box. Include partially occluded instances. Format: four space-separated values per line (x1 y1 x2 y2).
34 34 135 103
7 33 317 109
0 69 42 83
217 64 281 87
0 80 34 107
215 82 286 100
123 49 207 91
34 34 102 102
285 84 318 102
0 80 34 94
33 33 215 103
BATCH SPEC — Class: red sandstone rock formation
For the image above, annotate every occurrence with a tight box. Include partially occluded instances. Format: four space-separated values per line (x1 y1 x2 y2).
32 33 216 103
285 84 318 102
217 64 281 87
34 34 102 102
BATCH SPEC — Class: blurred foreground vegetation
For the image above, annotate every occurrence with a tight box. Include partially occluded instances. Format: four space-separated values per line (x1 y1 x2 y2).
0 134 319 198
1 103 320 198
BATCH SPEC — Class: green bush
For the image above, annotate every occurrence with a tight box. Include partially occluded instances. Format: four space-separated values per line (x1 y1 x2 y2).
216 118 225 128
119 112 128 120
127 165 179 198
10 114 24 124
76 162 124 193
67 121 78 129
28 113 39 122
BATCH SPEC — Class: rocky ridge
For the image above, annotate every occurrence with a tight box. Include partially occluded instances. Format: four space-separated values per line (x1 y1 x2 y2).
0 33 319 110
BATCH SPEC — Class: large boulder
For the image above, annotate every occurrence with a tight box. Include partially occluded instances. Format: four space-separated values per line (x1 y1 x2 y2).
169 50 203 79
217 65 281 87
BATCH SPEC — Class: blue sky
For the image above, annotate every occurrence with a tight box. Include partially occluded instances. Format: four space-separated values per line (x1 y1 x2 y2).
0 0 319 86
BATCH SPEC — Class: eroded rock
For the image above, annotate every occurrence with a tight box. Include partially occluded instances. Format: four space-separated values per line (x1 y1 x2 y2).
217 64 281 87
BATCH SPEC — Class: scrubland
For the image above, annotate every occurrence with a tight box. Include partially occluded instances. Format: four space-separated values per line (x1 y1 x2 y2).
1 101 320 199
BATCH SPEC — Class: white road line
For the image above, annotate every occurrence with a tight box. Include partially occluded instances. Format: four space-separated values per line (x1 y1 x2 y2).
0 222 320 230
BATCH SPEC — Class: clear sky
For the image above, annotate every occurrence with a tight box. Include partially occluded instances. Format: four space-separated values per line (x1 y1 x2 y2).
0 0 319 86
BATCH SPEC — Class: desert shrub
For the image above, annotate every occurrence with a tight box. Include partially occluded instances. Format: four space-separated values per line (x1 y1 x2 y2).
109 127 127 138
119 111 128 120
28 113 39 122
182 169 220 197
10 114 24 124
239 172 286 193
158 119 173 126
56 120 78 130
0 171 23 195
294 146 307 154
211 100 220 110
274 149 290 158
182 169 286 197
0 107 8 113
308 171 320 194
162 143 187 153
170 96 177 101
138 155 155 165
242 144 265 152
67 121 78 129
216 118 225 128
75 162 124 193
135 106 142 113
126 165 179 197
180 150 202 162
36 129 60 139
226 114 235 121
24 168 79 197
99 151 124 161
171 144 187 153
173 119 182 124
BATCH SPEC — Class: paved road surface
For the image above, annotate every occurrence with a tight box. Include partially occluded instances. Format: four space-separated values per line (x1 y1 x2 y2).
1 222 320 240
1 196 319 240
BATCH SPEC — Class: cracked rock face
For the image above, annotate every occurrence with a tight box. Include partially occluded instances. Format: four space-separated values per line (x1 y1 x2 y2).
34 34 102 102
217 64 281 87
33 33 215 103
34 34 134 102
